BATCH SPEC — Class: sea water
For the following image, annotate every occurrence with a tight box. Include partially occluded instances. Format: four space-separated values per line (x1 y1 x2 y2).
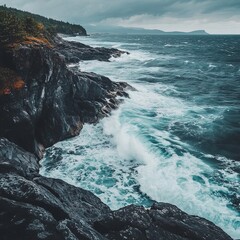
40 34 240 238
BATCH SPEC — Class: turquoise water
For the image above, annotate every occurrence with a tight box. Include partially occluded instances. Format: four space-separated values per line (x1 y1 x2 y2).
40 34 240 238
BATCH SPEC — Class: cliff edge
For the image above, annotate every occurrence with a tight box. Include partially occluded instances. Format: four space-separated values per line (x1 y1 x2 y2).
0 35 129 158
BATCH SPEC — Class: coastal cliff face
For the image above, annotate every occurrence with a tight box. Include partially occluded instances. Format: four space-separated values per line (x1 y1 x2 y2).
0 38 233 240
0 38 129 158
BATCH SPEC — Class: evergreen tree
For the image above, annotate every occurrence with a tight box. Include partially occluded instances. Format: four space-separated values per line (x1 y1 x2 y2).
24 16 39 36
0 11 25 45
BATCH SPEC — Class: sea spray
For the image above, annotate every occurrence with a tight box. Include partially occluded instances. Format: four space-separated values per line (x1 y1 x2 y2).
40 34 240 238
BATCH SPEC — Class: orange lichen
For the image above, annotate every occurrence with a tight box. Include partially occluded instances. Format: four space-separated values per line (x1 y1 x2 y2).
13 78 25 90
23 36 53 48
7 35 53 49
0 67 25 95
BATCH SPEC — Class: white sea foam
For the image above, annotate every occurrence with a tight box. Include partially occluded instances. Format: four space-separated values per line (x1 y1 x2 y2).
64 35 141 50
79 49 162 84
164 43 185 48
104 88 240 237
40 35 240 238
41 78 240 237
209 64 217 68
137 151 239 237
64 36 122 48
164 44 173 47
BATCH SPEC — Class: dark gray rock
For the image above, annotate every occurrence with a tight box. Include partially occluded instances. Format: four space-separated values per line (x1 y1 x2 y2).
0 138 110 240
54 36 129 63
0 37 130 158
0 139 233 240
0 138 39 178
94 204 233 240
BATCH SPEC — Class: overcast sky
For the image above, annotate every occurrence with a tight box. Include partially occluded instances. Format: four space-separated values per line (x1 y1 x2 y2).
1 0 240 34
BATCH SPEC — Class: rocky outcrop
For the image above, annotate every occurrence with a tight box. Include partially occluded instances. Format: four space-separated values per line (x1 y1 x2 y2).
55 35 128 63
0 38 130 158
0 37 233 240
94 203 232 240
0 138 110 240
0 138 233 240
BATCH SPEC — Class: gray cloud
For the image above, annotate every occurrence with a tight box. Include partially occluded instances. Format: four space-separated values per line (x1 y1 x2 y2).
1 0 240 33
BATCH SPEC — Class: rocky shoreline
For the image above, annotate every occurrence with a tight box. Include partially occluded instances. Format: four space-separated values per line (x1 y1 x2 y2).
0 35 130 158
0 36 233 240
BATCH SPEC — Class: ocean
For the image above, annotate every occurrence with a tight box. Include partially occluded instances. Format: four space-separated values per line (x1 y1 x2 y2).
40 34 240 238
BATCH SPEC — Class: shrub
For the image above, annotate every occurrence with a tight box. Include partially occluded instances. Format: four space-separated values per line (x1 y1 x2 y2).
24 16 39 36
0 10 25 45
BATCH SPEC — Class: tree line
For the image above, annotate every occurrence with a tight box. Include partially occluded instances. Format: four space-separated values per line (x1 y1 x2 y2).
0 5 86 39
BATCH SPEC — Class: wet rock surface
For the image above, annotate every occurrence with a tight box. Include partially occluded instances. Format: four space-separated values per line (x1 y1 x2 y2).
54 35 129 63
0 139 233 240
0 37 130 158
0 37 233 240
95 203 233 240
0 139 110 240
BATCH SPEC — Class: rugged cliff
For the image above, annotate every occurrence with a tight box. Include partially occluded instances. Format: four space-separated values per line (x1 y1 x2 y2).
0 37 129 158
0 34 233 240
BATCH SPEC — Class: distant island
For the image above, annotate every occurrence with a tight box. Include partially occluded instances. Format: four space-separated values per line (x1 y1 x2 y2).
85 25 209 35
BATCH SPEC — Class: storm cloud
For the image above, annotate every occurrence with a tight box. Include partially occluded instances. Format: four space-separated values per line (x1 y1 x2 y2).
1 0 240 34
